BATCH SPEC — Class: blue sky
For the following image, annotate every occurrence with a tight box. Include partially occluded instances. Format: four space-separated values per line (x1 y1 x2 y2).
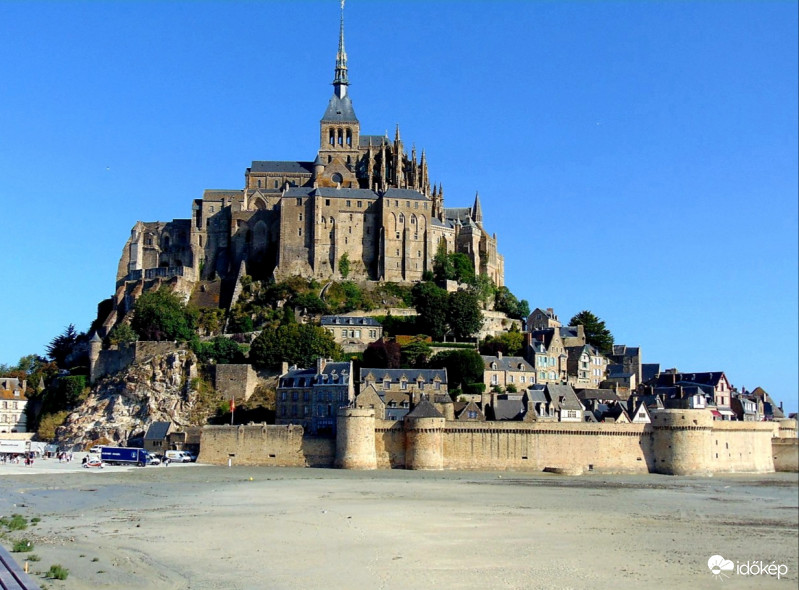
0 1 796 413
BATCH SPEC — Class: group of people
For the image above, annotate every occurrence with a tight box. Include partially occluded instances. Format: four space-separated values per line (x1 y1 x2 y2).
0 452 36 465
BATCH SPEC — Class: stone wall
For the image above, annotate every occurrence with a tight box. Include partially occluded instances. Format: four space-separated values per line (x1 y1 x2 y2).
772 439 799 472
92 341 189 383
198 424 335 467
197 410 779 475
214 364 258 401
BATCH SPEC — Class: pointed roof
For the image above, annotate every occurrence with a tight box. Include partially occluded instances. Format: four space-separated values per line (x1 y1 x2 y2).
472 192 483 223
323 1 358 122
406 399 444 419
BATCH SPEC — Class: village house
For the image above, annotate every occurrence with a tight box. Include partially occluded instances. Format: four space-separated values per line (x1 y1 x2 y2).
276 358 354 435
481 352 536 391
526 307 561 331
359 368 448 405
320 315 382 353
607 344 643 387
566 344 609 389
0 378 28 433
525 328 568 384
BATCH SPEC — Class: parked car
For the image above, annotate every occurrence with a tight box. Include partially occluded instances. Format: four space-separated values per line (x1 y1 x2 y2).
147 453 161 465
83 457 104 468
89 445 103 454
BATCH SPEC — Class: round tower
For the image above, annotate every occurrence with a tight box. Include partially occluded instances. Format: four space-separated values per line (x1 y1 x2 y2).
651 409 714 475
89 332 103 384
404 415 446 470
335 407 376 470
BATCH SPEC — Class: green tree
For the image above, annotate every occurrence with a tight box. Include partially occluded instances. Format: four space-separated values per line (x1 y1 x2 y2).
447 289 482 340
131 288 198 342
46 324 80 367
433 239 454 283
36 411 68 442
480 330 524 357
450 252 475 284
428 349 484 391
412 281 449 341
569 310 614 355
470 274 496 309
494 286 529 320
249 323 340 369
363 340 401 369
401 337 433 368
194 336 245 365
107 323 138 347
339 253 350 279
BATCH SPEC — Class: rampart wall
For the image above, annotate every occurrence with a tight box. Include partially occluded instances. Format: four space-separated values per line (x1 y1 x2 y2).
197 411 788 475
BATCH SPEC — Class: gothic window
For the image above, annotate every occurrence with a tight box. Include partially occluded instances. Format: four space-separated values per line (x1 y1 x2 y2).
399 213 405 223
329 129 335 145
338 128 343 145
346 129 352 146
333 173 343 184
410 214 416 224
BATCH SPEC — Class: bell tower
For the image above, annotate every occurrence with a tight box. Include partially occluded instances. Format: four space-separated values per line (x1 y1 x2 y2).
316 0 360 188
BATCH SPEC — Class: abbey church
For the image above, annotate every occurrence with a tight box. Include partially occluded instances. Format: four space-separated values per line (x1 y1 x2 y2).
115 6 503 310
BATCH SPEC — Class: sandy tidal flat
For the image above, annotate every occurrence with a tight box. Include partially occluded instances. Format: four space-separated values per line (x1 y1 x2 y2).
1 460 797 589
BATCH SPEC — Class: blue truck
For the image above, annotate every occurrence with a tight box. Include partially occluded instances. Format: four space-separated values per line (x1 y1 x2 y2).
99 447 148 466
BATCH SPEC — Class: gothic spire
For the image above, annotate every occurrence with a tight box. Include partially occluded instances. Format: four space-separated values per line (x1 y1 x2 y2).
472 191 483 224
333 0 349 97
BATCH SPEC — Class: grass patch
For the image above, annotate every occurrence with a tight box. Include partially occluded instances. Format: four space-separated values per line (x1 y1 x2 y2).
46 564 69 580
0 514 28 531
12 538 34 552
27 554 41 562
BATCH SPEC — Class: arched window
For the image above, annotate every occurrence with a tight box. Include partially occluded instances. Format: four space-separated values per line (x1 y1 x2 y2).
346 129 352 146
332 173 343 184
329 129 335 145
338 128 343 146
399 213 405 223
410 214 417 224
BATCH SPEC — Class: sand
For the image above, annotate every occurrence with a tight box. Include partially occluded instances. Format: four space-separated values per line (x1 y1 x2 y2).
1 456 797 589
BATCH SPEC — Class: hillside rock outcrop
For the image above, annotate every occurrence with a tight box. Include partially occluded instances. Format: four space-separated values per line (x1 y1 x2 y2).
56 350 200 448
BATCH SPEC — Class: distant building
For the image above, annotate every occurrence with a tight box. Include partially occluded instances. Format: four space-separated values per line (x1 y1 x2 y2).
0 378 28 433
566 344 609 389
527 308 561 331
481 352 535 391
320 315 382 353
276 358 355 435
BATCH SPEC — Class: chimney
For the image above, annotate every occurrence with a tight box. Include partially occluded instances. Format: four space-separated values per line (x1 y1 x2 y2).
281 362 289 375
497 351 503 359
316 357 326 374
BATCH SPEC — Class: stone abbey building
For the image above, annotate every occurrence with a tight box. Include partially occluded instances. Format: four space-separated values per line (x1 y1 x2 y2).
115 7 504 307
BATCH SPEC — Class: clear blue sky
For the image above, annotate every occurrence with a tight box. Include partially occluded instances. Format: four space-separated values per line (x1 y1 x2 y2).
1 1 796 413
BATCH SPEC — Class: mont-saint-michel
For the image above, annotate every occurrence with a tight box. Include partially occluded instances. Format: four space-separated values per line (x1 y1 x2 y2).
1 2 797 589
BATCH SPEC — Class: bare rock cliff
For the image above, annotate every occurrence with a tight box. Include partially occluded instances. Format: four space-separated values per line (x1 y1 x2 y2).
57 350 200 448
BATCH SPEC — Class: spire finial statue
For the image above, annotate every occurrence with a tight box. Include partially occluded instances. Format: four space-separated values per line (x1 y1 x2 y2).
333 0 349 96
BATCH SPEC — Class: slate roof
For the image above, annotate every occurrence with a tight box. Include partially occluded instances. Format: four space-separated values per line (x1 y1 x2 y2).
546 384 583 411
359 135 389 148
144 421 171 441
492 398 526 421
280 362 351 387
405 399 444 419
383 188 429 201
656 372 726 388
559 326 582 340
360 368 447 384
321 316 381 327
203 189 243 199
575 389 620 402
481 355 534 372
641 363 660 383
250 161 315 174
526 388 548 403
322 93 358 122
611 345 640 357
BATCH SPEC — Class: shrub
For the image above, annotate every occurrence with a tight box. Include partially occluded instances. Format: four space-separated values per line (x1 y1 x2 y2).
47 564 69 580
0 514 27 531
27 554 41 562
37 411 69 441
12 539 34 552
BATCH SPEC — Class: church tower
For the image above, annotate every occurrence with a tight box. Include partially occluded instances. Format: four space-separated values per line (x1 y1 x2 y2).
316 1 360 188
